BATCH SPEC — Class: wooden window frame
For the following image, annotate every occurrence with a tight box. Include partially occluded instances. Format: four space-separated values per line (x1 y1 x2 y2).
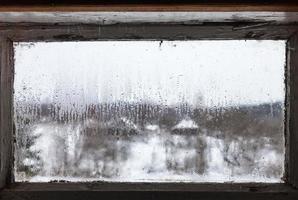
0 6 298 200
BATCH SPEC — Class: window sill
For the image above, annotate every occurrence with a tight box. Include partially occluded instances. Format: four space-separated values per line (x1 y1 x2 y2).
1 182 298 200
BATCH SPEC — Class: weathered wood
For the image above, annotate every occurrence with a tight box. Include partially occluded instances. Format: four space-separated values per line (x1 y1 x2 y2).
2 182 296 192
0 39 13 190
1 12 298 25
0 23 297 41
0 0 295 4
287 33 298 189
1 190 297 200
0 17 297 199
1 183 298 200
0 3 298 12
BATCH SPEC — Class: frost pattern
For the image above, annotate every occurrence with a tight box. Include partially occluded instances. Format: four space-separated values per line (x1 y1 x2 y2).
14 41 285 182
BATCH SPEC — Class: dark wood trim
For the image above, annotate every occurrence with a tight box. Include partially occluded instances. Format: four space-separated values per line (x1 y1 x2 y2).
287 33 298 189
1 183 298 200
0 21 298 199
2 182 296 192
1 191 298 200
0 0 296 5
0 23 298 41
0 38 13 190
0 4 298 12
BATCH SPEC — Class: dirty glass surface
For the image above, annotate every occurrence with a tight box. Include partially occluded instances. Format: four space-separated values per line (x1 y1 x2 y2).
14 41 285 182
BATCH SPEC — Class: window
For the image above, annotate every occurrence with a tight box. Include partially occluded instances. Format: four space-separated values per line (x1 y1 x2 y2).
1 4 298 200
14 41 286 183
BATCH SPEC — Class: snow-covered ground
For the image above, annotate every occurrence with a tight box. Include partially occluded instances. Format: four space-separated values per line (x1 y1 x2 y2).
15 121 284 183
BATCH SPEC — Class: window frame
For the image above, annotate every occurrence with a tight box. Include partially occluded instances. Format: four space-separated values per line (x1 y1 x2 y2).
1 9 298 200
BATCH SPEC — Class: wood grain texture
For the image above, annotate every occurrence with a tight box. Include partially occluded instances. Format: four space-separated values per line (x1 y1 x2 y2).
0 39 13 190
1 12 298 25
0 23 297 42
2 182 296 192
0 4 298 12
1 183 298 200
0 21 297 199
0 0 296 4
287 33 298 189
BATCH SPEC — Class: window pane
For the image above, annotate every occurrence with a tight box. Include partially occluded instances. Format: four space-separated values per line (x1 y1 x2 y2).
14 41 285 182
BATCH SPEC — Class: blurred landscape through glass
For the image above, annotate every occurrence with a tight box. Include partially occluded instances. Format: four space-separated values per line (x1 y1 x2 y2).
14 41 285 182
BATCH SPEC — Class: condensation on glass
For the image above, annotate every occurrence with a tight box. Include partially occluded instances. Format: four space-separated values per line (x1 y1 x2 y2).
13 41 286 183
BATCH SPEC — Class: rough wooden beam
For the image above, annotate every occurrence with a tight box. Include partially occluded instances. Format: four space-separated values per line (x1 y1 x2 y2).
0 23 297 42
1 12 298 25
0 3 298 12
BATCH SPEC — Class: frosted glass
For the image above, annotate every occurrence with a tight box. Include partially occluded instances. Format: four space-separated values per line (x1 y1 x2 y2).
14 41 285 182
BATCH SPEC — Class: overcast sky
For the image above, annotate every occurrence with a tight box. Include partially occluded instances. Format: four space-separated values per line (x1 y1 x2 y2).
14 40 285 108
